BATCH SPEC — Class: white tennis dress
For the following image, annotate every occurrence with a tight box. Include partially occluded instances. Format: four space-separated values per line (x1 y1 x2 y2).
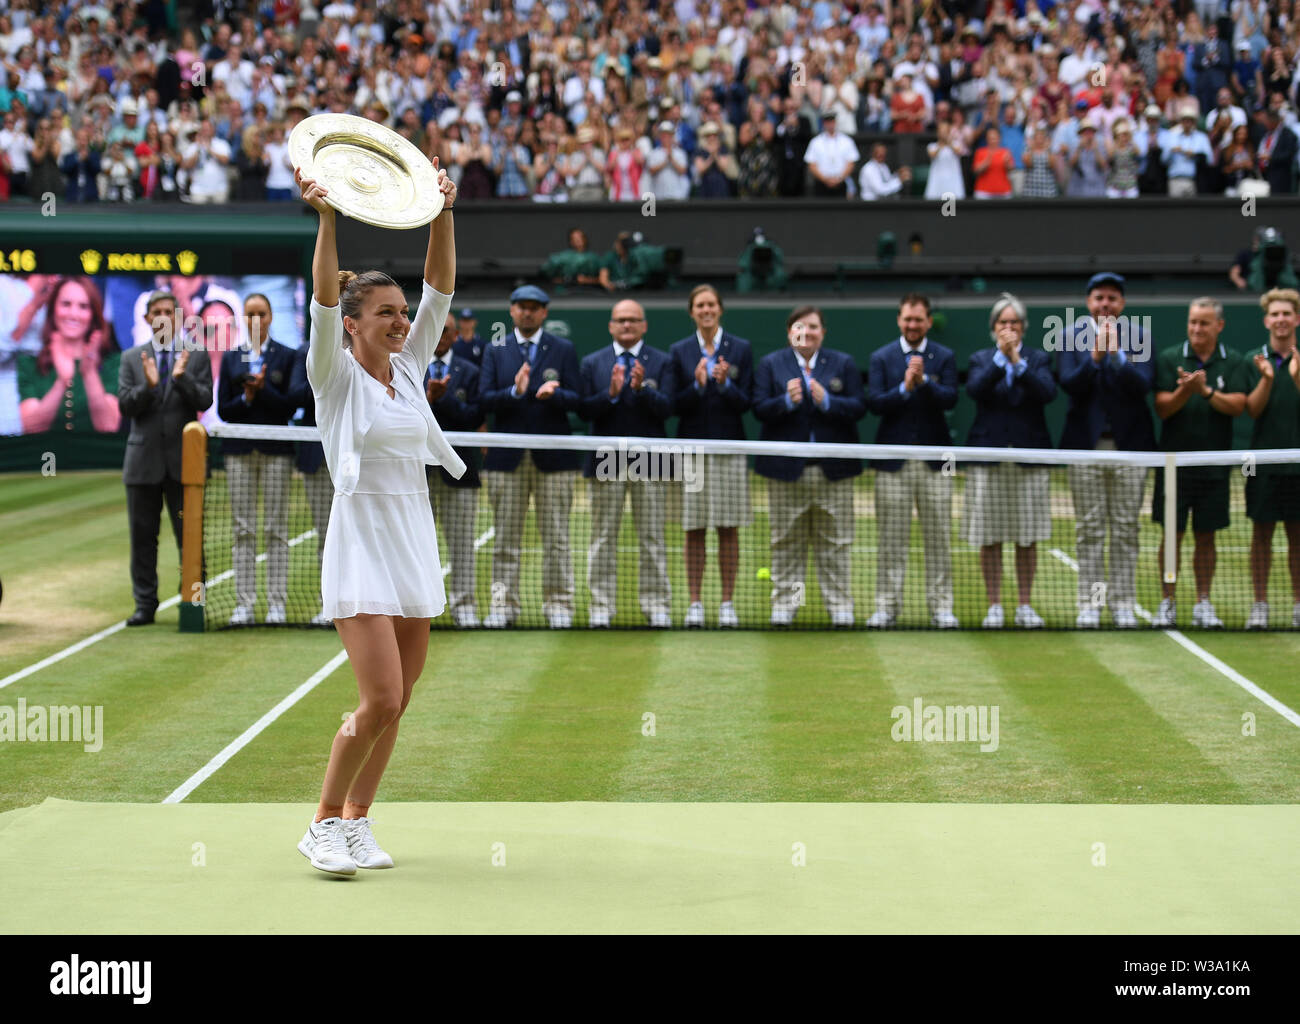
307 280 464 619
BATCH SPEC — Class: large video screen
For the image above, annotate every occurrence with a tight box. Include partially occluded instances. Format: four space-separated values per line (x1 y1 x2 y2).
0 273 307 436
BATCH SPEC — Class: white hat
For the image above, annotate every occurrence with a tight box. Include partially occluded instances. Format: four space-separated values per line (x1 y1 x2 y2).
505 90 522 103
656 120 674 133
121 98 138 115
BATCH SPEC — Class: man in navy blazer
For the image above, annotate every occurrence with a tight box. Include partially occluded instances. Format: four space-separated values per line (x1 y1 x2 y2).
753 304 866 626
426 312 485 628
216 293 298 626
478 284 582 628
864 293 960 629
578 299 675 627
1057 272 1156 628
289 342 333 626
669 285 754 629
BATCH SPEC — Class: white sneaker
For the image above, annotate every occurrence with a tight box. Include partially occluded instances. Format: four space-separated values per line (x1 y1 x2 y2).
718 602 739 629
452 607 480 629
265 603 286 625
547 609 572 629
648 611 672 629
982 604 1005 629
830 610 855 628
932 610 959 629
310 610 333 626
866 609 895 629
297 817 356 876
483 610 515 629
1191 599 1223 629
684 602 705 628
1246 602 1270 630
1112 606 1138 629
343 816 393 869
1152 598 1176 628
589 609 611 628
1014 604 1044 629
770 606 795 627
1076 607 1101 629
229 605 254 626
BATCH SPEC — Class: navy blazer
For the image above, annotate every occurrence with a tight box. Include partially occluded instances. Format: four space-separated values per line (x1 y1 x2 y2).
425 354 484 488
865 337 959 471
288 345 326 474
578 343 674 476
752 346 867 482
452 333 485 365
965 346 1057 451
1057 320 1156 451
217 339 298 456
478 329 583 473
668 330 753 440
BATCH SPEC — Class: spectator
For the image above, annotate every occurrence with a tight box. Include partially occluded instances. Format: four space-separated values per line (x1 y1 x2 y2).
0 109 31 196
577 299 674 628
27 116 60 201
425 312 485 629
478 285 582 629
565 125 605 201
58 125 100 203
541 227 603 288
1150 298 1248 629
859 69 890 133
1066 122 1108 196
1221 124 1258 195
235 129 269 201
964 293 1058 630
998 104 1026 193
693 121 738 197
1021 128 1062 197
107 97 145 147
181 120 231 204
1238 288 1300 629
1255 107 1297 194
134 119 161 199
859 141 911 200
972 125 1014 198
924 121 966 200
153 129 183 202
101 140 138 202
1136 104 1170 194
1106 120 1141 198
753 305 867 628
737 112 779 198
492 119 532 199
644 120 690 200
803 112 858 198
1206 87 1248 158
531 132 570 202
456 120 495 199
773 94 813 196
605 125 644 201
669 285 753 629
263 121 294 200
1192 23 1232 115
890 73 927 133
865 293 961 629
1058 272 1157 629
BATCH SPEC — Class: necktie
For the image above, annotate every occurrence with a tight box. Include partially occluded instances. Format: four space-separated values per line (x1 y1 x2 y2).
437 360 448 380
157 348 171 381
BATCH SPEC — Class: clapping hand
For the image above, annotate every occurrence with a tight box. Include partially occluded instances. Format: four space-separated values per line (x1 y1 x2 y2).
426 376 448 403
712 357 730 384
786 377 803 404
629 359 645 390
1254 352 1274 380
609 360 626 397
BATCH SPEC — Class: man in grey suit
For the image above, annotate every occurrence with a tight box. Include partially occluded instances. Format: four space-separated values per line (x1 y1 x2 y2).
118 290 213 625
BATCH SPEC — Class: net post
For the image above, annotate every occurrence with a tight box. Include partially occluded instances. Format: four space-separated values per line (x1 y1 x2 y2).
179 422 208 633
1163 453 1177 586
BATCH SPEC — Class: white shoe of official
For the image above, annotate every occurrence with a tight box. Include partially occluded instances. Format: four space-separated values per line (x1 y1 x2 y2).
452 607 480 629
229 605 254 626
1075 607 1101 629
547 609 572 629
1112 606 1138 629
718 602 739 629
684 602 705 628
1191 599 1223 629
648 611 672 629
982 604 1004 629
589 609 611 629
866 609 895 629
932 610 959 629
1245 602 1270 630
310 610 333 626
298 817 356 876
1152 598 1176 628
1014 605 1044 629
343 817 394 869
265 603 286 625
830 609 855 629
770 606 795 627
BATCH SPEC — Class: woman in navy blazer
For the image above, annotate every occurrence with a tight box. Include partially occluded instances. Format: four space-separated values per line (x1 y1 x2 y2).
963 293 1058 629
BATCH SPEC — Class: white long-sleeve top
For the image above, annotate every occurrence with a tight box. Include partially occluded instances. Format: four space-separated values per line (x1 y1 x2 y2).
307 280 466 496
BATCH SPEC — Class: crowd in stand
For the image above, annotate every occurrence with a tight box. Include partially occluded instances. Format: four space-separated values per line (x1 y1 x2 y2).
5 0 1300 203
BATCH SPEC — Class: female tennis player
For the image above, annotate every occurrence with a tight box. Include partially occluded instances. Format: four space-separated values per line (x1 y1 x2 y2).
294 158 463 875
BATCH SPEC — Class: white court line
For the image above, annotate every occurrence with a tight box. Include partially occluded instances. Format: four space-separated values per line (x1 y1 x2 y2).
1048 547 1300 729
0 529 318 691
162 526 495 803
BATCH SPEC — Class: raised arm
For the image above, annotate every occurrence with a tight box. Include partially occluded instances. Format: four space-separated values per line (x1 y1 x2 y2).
298 165 339 307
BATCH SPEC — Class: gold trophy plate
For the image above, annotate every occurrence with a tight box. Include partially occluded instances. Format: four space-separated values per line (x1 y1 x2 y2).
288 113 444 229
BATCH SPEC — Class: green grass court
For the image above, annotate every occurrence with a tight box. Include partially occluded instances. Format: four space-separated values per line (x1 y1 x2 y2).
2 471 1299 932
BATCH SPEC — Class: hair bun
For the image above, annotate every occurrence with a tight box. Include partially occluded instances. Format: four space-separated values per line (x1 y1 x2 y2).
338 270 357 290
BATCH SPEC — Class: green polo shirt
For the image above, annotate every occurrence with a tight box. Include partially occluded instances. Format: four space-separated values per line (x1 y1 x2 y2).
1232 343 1300 475
541 248 602 284
1154 341 1244 479
17 350 122 434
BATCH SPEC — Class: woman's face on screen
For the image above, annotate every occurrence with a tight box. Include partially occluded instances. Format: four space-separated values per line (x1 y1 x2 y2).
53 280 94 343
